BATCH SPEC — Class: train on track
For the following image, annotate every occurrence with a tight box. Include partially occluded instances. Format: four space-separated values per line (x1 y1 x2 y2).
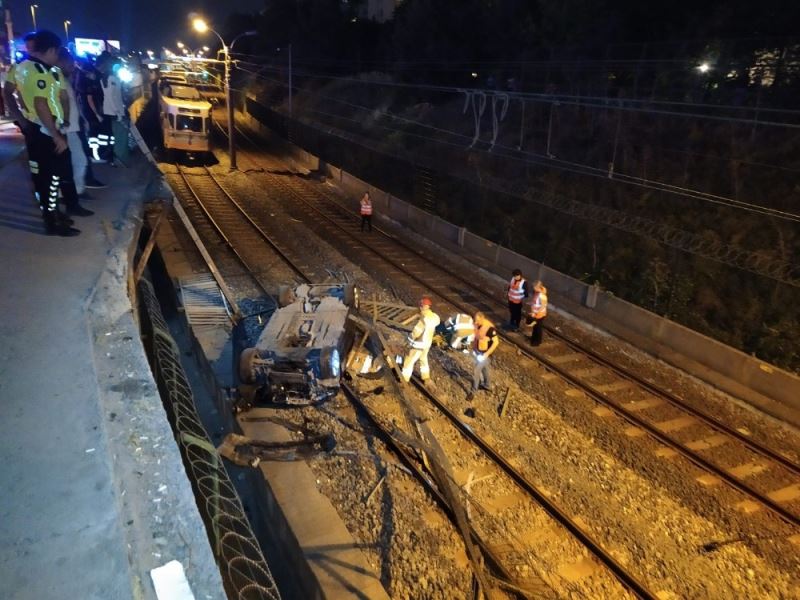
159 83 213 156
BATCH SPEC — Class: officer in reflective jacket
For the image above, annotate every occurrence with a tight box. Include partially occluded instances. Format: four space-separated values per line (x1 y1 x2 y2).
401 296 440 386
14 30 88 235
470 312 499 397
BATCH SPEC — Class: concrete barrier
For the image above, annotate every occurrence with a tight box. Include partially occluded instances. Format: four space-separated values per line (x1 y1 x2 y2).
242 97 800 426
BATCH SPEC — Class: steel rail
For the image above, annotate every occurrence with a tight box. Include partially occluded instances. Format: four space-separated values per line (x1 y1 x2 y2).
200 167 311 284
173 165 275 298
405 376 657 600
180 142 658 596
227 126 800 527
338 383 540 598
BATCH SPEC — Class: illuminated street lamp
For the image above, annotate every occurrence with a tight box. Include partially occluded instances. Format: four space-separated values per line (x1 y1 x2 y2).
696 62 711 73
63 20 71 43
176 41 185 49
192 16 256 170
30 4 38 29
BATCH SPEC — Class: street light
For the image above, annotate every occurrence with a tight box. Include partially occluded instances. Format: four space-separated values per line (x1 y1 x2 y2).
176 41 185 49
30 4 38 29
192 16 256 170
63 20 71 43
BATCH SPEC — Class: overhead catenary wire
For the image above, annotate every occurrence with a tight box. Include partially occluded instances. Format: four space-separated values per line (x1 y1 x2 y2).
232 58 800 125
233 68 800 286
235 65 800 223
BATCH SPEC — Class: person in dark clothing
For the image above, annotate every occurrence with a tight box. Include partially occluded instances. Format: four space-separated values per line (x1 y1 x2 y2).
73 59 106 187
75 60 105 162
360 191 373 232
505 268 529 330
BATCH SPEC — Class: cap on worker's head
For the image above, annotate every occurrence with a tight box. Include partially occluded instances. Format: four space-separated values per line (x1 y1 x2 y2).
419 296 432 309
512 268 522 277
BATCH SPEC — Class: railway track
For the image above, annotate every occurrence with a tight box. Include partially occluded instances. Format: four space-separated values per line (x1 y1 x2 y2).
221 123 800 530
165 159 659 597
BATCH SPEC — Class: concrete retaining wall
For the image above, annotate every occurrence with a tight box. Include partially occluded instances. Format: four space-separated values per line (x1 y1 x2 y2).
242 98 800 426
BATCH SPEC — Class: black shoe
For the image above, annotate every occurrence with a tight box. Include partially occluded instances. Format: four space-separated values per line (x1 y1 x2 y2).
85 179 107 189
78 191 93 200
46 222 80 236
56 213 75 226
66 204 95 217
466 390 475 402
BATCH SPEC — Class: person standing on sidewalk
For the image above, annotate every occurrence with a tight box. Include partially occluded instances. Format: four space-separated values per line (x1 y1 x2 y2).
360 191 373 232
98 54 126 166
401 296 440 386
14 31 87 235
469 312 499 399
71 58 106 188
506 268 529 331
56 48 89 200
76 60 105 163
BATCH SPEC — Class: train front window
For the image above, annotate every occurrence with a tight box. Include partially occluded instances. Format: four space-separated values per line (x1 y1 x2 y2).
176 115 204 132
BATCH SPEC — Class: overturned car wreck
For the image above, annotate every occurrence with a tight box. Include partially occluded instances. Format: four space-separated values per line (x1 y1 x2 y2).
238 283 360 405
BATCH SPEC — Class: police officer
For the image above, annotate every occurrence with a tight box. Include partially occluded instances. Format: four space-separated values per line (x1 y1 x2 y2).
14 31 91 235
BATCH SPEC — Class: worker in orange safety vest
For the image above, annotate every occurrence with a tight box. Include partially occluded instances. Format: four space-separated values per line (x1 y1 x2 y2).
360 190 373 232
525 280 548 346
506 268 529 331
469 312 499 398
401 296 440 385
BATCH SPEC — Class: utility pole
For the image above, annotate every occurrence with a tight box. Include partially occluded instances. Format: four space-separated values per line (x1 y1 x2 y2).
193 18 256 171
224 44 236 169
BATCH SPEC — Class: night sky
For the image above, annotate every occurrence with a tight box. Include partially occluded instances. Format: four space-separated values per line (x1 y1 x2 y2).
14 0 263 51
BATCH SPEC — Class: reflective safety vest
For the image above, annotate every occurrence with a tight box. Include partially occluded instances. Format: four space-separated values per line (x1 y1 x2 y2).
473 319 497 354
530 289 548 319
508 277 526 304
13 59 64 126
408 309 440 350
447 313 474 337
360 198 373 215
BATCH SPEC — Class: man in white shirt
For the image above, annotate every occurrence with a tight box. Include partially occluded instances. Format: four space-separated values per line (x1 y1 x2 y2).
97 53 126 165
56 48 88 196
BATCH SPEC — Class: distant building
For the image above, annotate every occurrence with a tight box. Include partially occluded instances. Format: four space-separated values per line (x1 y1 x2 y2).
357 0 403 23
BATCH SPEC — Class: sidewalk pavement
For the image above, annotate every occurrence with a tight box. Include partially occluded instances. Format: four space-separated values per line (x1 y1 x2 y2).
0 129 225 600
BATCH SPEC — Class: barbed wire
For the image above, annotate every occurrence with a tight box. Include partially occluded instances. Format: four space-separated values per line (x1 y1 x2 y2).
138 278 281 600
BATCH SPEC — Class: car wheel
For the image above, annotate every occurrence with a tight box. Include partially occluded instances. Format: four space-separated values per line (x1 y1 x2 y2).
343 284 358 309
239 347 259 384
278 285 295 307
319 346 341 379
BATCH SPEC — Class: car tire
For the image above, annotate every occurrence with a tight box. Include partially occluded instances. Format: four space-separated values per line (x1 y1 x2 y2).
239 347 259 384
278 285 295 307
319 346 341 380
343 284 358 309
